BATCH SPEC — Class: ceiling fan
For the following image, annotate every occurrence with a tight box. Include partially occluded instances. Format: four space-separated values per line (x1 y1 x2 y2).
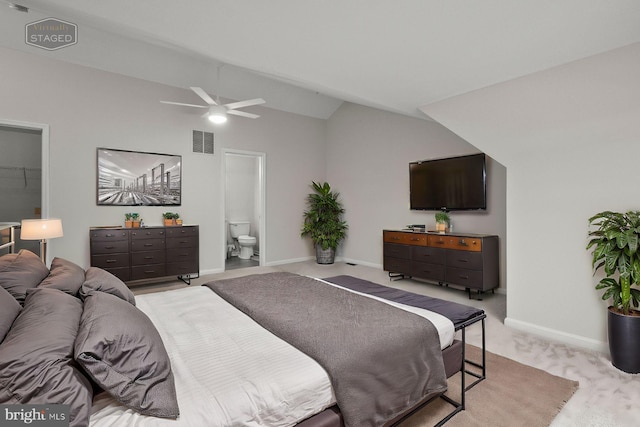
161 86 265 124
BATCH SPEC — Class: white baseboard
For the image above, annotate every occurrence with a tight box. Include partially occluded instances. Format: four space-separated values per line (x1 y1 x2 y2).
265 256 314 266
338 258 383 269
504 317 608 354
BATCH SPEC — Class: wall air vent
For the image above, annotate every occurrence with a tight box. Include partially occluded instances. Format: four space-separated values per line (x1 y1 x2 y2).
193 130 214 154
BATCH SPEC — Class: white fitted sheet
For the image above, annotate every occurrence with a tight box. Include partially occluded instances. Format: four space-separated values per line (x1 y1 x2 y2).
89 277 455 426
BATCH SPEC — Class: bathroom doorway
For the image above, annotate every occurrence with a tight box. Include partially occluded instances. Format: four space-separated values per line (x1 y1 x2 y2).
0 119 49 257
222 148 265 271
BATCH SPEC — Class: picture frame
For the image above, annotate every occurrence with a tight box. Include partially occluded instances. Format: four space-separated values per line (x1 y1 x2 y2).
97 148 182 206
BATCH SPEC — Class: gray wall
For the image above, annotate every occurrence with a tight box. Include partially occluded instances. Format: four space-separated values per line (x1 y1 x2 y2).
423 42 640 351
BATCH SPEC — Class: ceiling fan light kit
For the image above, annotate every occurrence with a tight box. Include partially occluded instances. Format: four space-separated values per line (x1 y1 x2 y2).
208 105 228 124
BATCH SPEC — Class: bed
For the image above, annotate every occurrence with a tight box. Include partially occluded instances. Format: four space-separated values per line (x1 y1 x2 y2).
0 249 485 427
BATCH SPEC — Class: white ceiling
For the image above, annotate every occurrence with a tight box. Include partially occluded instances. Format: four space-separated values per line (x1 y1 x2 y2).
9 0 640 120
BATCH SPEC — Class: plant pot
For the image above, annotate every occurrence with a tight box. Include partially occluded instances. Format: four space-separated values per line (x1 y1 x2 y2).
315 245 335 264
164 219 174 226
132 221 141 228
436 222 448 233
176 219 183 226
608 307 640 374
124 220 133 228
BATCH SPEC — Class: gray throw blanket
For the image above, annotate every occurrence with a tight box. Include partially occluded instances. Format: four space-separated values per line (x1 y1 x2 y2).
205 272 447 427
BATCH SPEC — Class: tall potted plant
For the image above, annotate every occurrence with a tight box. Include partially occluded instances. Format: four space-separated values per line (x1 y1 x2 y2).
587 210 640 373
301 181 348 264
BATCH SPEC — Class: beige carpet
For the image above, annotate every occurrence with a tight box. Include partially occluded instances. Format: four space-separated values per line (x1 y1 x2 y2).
399 345 579 427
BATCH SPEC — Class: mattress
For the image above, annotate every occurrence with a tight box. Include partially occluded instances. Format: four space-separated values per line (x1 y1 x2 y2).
90 277 455 426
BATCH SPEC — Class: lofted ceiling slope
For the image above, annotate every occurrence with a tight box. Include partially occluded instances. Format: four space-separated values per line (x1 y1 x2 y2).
5 1 640 120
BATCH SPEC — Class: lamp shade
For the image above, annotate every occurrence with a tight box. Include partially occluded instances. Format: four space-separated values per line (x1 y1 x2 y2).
20 218 64 240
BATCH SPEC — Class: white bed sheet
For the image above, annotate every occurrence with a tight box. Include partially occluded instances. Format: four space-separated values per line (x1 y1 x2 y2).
89 277 455 427
89 286 335 427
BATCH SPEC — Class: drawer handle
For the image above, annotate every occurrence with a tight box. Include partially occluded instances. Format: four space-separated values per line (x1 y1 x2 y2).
434 240 445 245
410 238 420 241
106 259 117 263
144 243 153 247
105 234 114 237
144 270 156 274
144 256 154 259
105 246 114 249
459 275 470 279
458 239 469 246
458 259 469 263
179 240 189 244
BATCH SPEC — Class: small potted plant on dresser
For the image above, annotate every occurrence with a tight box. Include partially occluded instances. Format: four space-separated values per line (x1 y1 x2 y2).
435 211 450 233
301 181 348 264
124 213 133 228
587 210 640 373
163 212 176 226
130 213 142 228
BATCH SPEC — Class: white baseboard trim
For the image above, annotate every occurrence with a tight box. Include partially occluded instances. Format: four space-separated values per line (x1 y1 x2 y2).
199 268 224 276
338 258 383 269
504 317 608 354
265 256 315 267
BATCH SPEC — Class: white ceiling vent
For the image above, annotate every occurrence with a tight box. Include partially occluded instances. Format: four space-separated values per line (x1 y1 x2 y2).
193 130 214 154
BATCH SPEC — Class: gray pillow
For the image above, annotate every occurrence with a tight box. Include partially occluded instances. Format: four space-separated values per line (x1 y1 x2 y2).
75 291 179 418
0 287 93 427
80 266 136 305
38 257 85 296
0 249 49 304
0 286 21 342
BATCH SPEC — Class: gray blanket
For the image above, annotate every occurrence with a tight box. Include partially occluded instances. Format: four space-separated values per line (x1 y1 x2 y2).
205 272 447 427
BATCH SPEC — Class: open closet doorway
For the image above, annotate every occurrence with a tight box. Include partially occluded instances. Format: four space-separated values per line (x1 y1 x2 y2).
0 119 50 258
222 148 265 271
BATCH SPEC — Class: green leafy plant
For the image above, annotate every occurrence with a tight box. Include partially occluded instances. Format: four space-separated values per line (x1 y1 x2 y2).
301 181 348 250
125 213 133 221
435 211 450 224
162 212 179 220
587 210 640 315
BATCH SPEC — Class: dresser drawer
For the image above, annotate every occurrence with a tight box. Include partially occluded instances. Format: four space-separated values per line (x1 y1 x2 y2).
130 238 165 252
91 240 129 254
131 228 166 240
446 251 483 270
383 242 411 259
383 256 412 274
166 226 198 238
446 236 482 252
167 247 198 259
91 253 129 269
383 231 427 246
166 261 198 276
412 262 445 282
445 267 484 289
131 250 166 266
131 264 166 281
166 236 197 249
412 246 445 264
90 229 129 241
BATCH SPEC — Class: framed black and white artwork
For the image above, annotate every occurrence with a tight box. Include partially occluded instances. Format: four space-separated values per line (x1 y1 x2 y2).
97 148 182 206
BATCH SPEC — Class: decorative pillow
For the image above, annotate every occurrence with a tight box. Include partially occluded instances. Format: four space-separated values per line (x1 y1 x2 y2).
0 249 49 304
0 288 93 427
38 257 85 296
0 286 21 342
75 291 179 418
80 267 136 305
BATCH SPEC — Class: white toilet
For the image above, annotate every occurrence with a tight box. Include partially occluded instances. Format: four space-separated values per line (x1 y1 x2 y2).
229 221 257 260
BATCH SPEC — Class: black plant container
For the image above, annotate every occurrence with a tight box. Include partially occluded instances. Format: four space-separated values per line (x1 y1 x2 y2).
608 307 640 374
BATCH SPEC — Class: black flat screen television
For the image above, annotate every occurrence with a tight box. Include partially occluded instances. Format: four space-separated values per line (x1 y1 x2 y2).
409 153 486 211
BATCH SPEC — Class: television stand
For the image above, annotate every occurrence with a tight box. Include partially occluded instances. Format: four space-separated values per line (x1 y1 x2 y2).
383 229 499 298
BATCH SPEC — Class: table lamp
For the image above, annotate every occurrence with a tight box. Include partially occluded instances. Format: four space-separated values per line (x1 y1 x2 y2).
20 218 64 263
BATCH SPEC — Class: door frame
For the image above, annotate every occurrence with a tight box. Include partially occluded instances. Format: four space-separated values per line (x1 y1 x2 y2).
221 148 266 269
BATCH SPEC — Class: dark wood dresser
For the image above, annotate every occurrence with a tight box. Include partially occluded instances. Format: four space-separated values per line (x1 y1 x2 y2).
383 229 499 298
90 225 199 285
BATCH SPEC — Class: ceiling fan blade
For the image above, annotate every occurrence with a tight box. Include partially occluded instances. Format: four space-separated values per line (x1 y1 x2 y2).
190 87 218 105
160 100 208 109
227 110 260 119
224 98 265 110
